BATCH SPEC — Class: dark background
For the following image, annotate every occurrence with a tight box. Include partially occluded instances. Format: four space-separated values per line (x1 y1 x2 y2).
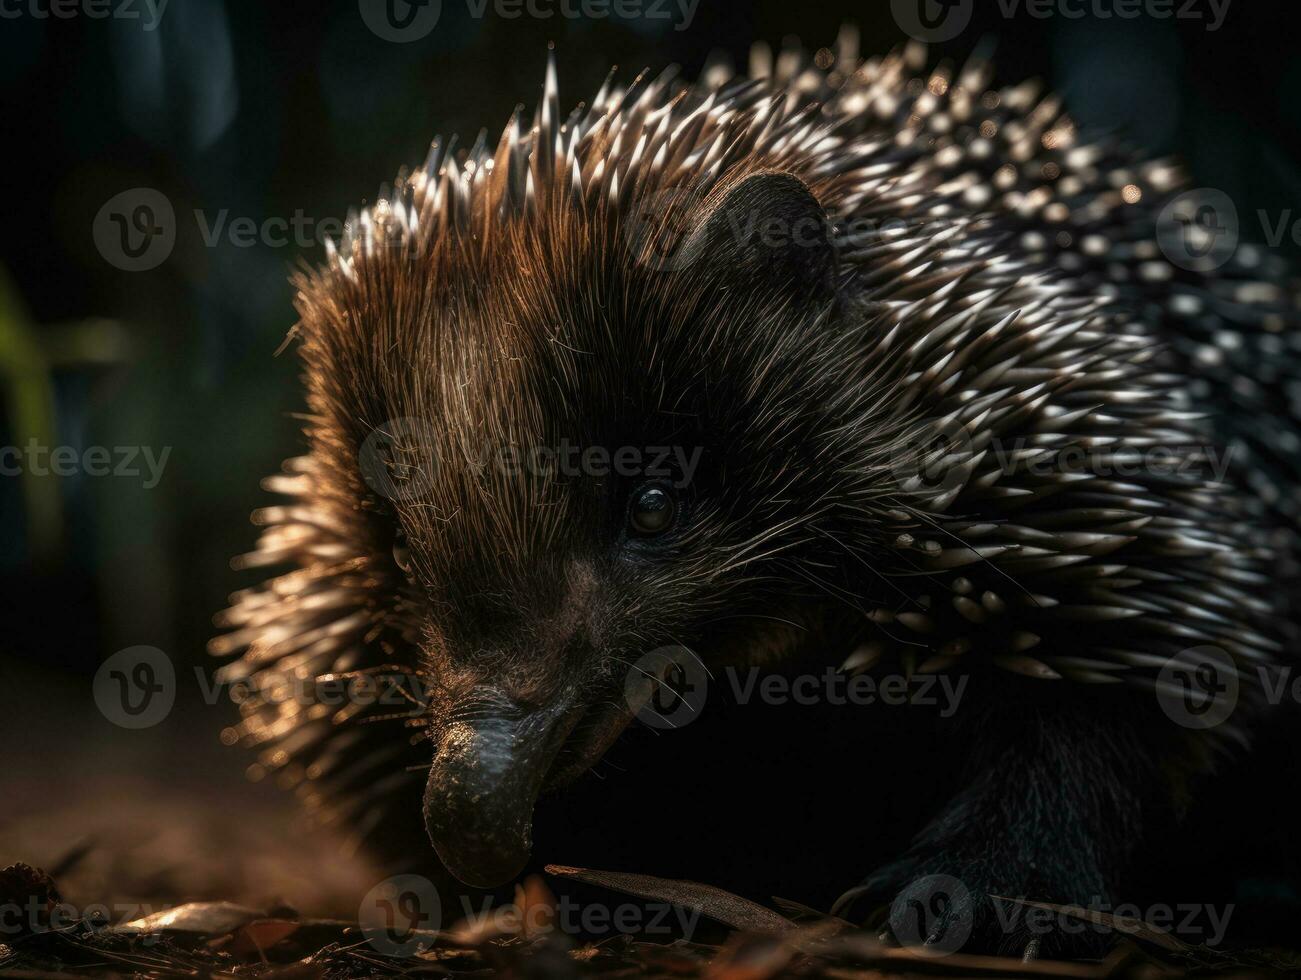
3 0 1300 943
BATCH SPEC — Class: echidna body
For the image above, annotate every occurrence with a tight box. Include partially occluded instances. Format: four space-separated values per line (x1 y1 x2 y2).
214 32 1301 952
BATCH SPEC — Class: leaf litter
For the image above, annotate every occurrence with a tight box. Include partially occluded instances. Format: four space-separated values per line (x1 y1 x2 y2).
2 861 1298 979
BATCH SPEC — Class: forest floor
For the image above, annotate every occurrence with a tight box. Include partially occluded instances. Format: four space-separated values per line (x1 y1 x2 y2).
4 860 1300 980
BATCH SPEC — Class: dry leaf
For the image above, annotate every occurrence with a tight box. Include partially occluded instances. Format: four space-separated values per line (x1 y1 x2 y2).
221 918 302 959
115 901 266 936
545 865 795 935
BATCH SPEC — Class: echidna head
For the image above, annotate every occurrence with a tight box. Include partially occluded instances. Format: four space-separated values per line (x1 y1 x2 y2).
296 171 896 887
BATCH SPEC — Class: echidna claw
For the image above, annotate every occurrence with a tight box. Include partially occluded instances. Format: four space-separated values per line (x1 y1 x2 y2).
1022 937 1041 962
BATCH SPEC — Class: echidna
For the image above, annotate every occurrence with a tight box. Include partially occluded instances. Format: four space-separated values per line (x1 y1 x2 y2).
212 29 1301 954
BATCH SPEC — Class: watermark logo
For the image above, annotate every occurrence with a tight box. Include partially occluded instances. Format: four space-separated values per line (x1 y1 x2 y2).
988 438 1235 487
95 190 409 271
624 645 709 730
1157 188 1239 272
1156 645 1238 729
93 188 176 272
93 646 175 729
358 0 441 41
997 0 1231 31
889 874 973 955
488 440 701 488
0 0 169 30
360 0 696 38
1260 209 1301 250
2 899 166 943
729 667 968 717
456 893 702 939
359 875 442 956
889 416 975 504
892 0 1231 42
195 208 361 251
0 441 171 488
622 188 706 273
993 897 1234 946
891 0 973 42
358 417 441 503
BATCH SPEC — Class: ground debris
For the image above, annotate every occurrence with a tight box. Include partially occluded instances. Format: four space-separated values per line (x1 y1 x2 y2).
1 862 1297 979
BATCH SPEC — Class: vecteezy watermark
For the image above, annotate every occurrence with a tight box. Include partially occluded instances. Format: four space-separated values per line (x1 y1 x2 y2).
996 0 1230 29
491 441 702 488
891 0 1231 41
358 0 696 42
891 0 973 43
894 422 1237 501
93 189 176 272
889 417 976 505
1156 646 1239 730
993 897 1234 947
1158 658 1301 727
1 898 167 944
624 645 710 730
988 438 1236 487
1157 188 1240 273
358 417 441 504
0 441 171 489
357 0 441 41
215 668 429 718
621 651 969 732
457 894 702 939
95 648 437 730
0 0 168 29
113 651 967 733
193 210 359 251
622 188 966 274
359 875 442 957
93 646 176 729
1249 665 1301 710
357 416 706 504
622 187 709 273
463 0 698 31
1258 210 1301 251
889 874 974 955
93 191 417 273
100 185 948 277
891 0 1231 42
1159 190 1301 275
729 667 968 718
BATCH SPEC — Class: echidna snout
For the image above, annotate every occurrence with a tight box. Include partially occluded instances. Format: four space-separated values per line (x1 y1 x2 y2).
422 691 561 888
422 681 628 888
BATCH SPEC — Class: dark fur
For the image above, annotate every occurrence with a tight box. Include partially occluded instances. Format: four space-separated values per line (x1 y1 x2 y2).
215 35 1301 953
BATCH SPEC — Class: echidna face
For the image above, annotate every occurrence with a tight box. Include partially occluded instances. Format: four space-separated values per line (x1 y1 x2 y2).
297 172 860 887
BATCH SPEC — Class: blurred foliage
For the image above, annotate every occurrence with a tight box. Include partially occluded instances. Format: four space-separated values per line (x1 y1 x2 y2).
0 269 61 561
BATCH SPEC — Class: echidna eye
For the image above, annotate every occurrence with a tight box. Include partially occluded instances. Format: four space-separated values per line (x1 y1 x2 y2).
628 484 676 536
392 530 413 574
